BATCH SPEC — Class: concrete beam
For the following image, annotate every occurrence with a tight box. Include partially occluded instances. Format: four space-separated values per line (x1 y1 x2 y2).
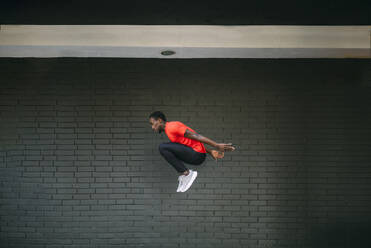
0 25 370 58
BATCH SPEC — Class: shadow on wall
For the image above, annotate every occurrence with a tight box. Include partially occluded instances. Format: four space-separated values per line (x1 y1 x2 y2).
307 221 371 248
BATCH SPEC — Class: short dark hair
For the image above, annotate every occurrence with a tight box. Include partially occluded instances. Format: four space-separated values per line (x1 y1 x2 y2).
149 111 167 122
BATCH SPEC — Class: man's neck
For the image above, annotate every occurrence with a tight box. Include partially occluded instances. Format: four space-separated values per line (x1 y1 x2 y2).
161 121 167 133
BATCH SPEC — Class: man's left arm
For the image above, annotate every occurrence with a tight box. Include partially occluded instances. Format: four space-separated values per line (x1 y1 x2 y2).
184 129 234 161
184 129 235 152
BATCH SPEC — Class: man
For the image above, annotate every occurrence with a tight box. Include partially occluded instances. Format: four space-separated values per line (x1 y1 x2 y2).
149 111 235 192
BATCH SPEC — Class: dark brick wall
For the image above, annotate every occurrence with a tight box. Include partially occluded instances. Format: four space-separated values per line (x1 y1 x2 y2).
1 58 371 248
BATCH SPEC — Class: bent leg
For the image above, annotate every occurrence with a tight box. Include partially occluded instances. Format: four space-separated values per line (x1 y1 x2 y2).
159 143 188 173
158 142 206 173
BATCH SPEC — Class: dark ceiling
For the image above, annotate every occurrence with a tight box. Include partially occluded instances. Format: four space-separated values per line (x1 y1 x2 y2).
1 0 370 25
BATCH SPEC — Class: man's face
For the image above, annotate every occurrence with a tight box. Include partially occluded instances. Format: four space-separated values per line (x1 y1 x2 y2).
149 117 163 133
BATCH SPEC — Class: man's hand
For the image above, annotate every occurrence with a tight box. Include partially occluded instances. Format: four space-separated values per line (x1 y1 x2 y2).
210 150 224 161
216 143 235 152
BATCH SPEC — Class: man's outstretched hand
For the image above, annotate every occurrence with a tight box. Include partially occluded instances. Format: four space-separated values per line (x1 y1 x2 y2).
210 150 225 161
216 143 236 152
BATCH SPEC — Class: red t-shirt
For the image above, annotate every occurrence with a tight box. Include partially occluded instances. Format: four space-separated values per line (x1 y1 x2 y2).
164 121 206 153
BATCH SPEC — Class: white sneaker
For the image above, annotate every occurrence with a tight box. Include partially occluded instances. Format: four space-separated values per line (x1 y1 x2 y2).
176 175 185 192
180 170 198 192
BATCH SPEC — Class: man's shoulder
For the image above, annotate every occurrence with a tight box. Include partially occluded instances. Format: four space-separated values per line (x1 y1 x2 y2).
167 121 184 126
166 121 187 131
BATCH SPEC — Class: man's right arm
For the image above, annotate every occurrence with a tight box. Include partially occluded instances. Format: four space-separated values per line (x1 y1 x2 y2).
205 146 225 161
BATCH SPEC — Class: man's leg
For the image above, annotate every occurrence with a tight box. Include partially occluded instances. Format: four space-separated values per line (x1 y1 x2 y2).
159 142 205 192
158 142 205 174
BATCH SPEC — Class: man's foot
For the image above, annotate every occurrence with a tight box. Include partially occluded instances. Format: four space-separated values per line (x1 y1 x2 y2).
176 175 185 192
180 170 198 192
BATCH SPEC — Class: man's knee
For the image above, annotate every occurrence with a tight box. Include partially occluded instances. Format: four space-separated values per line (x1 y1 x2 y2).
158 143 168 154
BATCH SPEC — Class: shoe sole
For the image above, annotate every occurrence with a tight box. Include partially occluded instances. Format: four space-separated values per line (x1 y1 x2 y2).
181 171 198 192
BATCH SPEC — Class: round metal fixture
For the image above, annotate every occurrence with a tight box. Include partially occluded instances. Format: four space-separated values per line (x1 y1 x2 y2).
161 50 176 56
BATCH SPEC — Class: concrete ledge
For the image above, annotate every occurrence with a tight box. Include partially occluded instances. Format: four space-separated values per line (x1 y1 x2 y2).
0 25 370 58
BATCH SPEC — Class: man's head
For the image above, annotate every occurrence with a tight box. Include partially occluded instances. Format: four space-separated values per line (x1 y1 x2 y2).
149 111 167 133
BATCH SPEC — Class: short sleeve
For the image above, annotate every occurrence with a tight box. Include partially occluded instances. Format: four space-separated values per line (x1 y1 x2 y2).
172 122 187 137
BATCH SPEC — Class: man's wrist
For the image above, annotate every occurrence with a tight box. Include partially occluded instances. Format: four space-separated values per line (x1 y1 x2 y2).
205 146 212 154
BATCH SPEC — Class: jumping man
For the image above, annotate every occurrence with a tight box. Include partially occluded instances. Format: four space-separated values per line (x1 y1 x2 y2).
149 111 235 192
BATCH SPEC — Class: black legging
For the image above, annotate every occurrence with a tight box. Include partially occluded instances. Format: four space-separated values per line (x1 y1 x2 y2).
159 142 206 173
